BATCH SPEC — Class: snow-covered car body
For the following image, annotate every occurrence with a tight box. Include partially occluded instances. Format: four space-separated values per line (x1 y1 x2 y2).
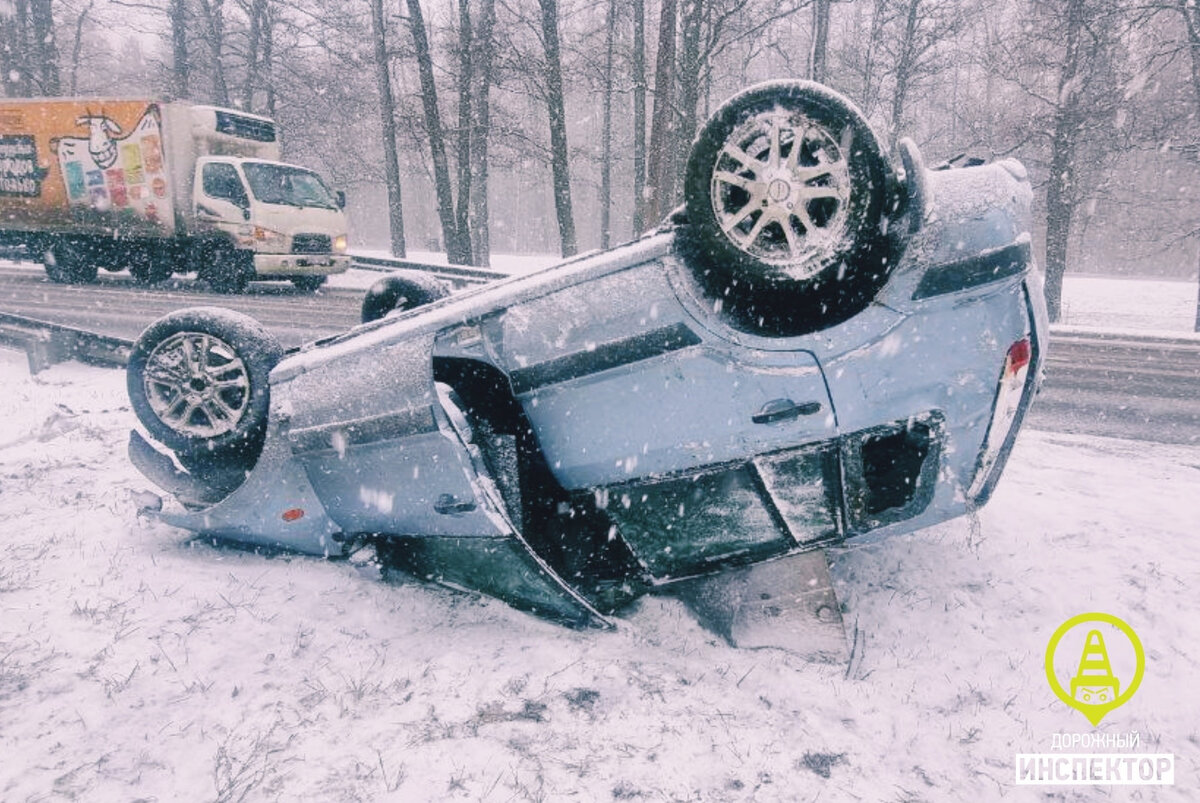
128 82 1047 627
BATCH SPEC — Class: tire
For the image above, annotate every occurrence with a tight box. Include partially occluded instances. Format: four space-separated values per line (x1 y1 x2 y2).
292 275 327 293
200 244 250 293
127 307 284 463
129 250 173 286
44 239 99 284
360 273 450 324
680 80 899 336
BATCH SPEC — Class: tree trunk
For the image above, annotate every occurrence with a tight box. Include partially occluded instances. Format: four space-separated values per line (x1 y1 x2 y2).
68 1 94 96
888 0 921 147
600 0 618 249
646 0 677 224
632 0 647 234
196 0 230 106
406 0 468 263
538 0 577 257
454 0 473 264
0 1 33 97
1175 0 1200 330
242 0 267 111
809 0 832 84
169 0 190 100
469 0 496 265
29 0 59 95
369 0 406 257
675 0 705 199
1043 0 1087 323
263 4 276 117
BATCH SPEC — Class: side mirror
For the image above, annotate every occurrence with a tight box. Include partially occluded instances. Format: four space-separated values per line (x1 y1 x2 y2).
242 207 251 221
335 190 346 210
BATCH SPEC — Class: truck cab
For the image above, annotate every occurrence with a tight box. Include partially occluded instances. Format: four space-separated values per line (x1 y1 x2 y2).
183 107 349 292
193 156 349 292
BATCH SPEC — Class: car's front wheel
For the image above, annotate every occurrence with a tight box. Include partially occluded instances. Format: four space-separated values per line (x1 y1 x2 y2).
681 80 899 335
127 307 284 464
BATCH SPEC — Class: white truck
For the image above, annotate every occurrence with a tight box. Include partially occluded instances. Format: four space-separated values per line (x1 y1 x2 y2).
0 99 349 292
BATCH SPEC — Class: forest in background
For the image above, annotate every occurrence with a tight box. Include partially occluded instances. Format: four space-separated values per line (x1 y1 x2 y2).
3 0 1200 322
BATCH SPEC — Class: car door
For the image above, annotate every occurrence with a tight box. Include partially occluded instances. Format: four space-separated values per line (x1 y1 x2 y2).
486 262 838 490
194 158 249 235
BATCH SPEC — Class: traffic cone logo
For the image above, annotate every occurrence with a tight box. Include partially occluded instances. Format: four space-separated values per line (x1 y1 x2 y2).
1070 630 1120 705
1045 613 1145 727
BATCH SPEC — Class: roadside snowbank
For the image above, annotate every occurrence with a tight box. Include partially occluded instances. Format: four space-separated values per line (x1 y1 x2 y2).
0 351 1195 800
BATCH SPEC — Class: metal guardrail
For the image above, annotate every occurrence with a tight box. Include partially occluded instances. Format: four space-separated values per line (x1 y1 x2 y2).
0 311 132 374
349 253 512 287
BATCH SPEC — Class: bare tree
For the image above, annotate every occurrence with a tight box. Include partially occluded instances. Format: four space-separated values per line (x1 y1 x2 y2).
169 0 191 99
1173 0 1200 329
599 0 618 249
645 0 677 224
469 0 496 265
809 0 832 83
631 0 647 233
29 0 59 95
369 0 406 256
241 0 269 111
195 0 232 106
454 0 473 262
68 1 96 96
405 0 471 263
538 0 577 256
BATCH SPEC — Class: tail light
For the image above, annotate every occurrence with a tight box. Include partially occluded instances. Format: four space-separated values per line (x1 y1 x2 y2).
968 336 1032 499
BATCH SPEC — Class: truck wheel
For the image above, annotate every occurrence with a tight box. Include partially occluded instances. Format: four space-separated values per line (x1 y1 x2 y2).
361 273 450 323
130 252 173 286
44 240 98 284
127 307 284 463
201 245 250 293
292 276 327 293
680 80 899 336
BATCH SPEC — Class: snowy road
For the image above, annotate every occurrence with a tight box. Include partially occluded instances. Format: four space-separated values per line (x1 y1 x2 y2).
3 260 1198 445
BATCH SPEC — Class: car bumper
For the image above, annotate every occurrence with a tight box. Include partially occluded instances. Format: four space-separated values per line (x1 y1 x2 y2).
252 253 349 276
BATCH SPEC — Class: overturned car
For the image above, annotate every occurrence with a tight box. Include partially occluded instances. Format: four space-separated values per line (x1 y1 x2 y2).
126 81 1047 628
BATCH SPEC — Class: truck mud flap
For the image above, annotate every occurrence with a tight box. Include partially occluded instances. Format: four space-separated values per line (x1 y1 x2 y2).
378 533 612 629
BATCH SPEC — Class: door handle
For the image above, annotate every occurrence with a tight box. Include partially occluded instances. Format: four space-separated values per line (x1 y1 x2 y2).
752 398 822 424
434 493 476 515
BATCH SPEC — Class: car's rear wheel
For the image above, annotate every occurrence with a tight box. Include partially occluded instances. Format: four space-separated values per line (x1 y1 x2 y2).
681 80 898 335
127 307 283 464
360 273 450 323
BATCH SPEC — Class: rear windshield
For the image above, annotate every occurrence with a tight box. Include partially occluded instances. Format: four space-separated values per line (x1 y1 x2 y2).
242 163 338 210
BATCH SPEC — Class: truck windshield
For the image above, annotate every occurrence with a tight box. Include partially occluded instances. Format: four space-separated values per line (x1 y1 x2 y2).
242 163 339 210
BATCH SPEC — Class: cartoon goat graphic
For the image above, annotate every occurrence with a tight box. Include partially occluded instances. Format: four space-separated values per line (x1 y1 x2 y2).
73 113 121 169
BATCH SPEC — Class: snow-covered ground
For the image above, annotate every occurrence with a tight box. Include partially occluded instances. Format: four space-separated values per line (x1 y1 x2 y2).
1 284 1197 799
1055 274 1197 334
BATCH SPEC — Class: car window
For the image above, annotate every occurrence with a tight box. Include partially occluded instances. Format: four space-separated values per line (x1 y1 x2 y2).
202 162 248 207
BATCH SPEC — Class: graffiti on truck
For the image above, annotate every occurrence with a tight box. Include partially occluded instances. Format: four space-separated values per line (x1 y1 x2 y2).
51 105 171 229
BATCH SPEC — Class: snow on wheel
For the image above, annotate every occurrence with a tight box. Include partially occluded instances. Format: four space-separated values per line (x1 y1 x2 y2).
127 307 284 462
360 273 450 323
681 80 899 335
